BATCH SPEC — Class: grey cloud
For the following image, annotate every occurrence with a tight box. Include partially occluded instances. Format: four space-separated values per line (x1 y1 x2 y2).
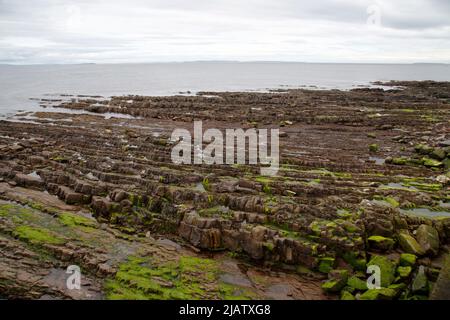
0 0 449 64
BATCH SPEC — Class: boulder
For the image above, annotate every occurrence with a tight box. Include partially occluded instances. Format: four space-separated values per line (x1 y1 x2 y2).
65 193 86 205
367 235 395 251
342 252 367 271
91 196 114 220
415 224 439 256
367 255 396 287
56 186 90 205
111 189 129 202
436 175 450 185
360 201 395 238
411 266 428 294
251 225 267 242
398 232 424 256
13 173 44 189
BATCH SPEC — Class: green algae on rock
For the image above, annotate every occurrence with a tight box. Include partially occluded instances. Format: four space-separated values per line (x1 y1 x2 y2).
367 255 396 288
13 225 64 245
400 253 417 267
321 269 349 293
347 275 368 291
367 235 395 251
341 291 356 300
398 232 425 256
104 255 258 300
1 81 450 300
105 255 219 300
359 288 397 300
58 212 97 229
397 266 412 278
318 257 335 273
415 224 439 256
369 144 379 153
422 157 443 168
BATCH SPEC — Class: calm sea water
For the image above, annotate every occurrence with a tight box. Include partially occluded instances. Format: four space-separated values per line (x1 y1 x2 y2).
1 62 449 116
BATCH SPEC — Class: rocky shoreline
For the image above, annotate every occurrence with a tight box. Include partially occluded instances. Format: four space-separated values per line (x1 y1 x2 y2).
0 80 449 300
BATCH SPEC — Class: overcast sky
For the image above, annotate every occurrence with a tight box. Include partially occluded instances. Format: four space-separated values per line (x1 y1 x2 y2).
1 0 449 64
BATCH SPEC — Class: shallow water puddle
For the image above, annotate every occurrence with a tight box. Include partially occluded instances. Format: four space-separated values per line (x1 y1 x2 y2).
400 207 450 218
369 156 385 165
378 182 418 191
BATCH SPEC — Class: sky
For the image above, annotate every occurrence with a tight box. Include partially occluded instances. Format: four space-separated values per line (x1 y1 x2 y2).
0 0 449 64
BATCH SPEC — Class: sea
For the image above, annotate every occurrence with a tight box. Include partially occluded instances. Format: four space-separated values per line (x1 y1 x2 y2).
1 62 449 117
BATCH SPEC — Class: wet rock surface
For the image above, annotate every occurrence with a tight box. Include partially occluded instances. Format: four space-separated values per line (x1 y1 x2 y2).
0 81 449 300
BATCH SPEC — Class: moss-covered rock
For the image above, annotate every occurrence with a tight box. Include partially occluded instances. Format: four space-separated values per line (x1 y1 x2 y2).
13 225 64 245
415 224 439 256
392 157 407 165
397 266 412 278
359 288 396 300
321 269 349 293
321 279 344 293
388 283 406 292
427 267 440 282
443 158 450 170
422 157 443 168
398 232 425 256
367 235 395 251
431 148 446 160
341 285 355 294
369 144 379 152
400 253 417 267
367 255 396 287
342 252 367 272
414 144 433 155
318 257 335 273
411 266 428 295
105 255 225 300
373 195 399 208
341 291 356 300
59 212 97 229
401 180 442 192
347 275 368 291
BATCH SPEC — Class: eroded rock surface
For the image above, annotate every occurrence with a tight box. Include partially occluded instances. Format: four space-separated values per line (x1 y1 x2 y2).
1 81 449 299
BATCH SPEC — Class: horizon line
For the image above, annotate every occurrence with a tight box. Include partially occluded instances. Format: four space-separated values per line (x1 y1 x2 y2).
1 60 449 66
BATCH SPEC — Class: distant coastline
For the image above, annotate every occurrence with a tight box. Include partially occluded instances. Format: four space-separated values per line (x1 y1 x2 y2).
1 62 450 116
